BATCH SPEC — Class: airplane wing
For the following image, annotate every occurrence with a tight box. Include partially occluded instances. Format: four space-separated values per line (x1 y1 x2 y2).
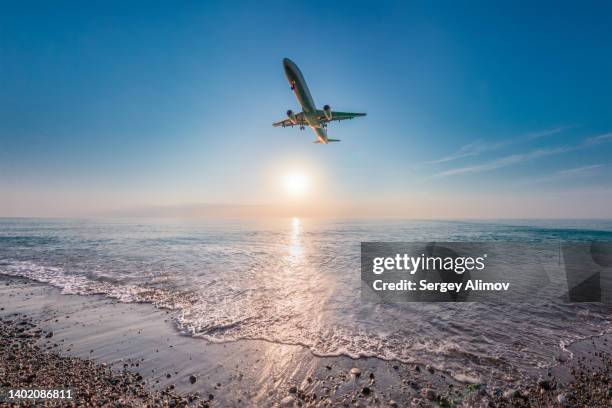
272 112 308 127
316 110 366 123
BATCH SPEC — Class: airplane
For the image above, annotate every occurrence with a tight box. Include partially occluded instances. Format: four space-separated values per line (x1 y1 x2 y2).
273 58 366 144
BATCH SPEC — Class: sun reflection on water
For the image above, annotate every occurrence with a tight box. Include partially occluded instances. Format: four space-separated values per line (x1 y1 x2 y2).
289 217 302 259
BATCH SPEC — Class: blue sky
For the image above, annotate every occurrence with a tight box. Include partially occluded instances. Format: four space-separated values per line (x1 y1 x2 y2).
1 1 611 217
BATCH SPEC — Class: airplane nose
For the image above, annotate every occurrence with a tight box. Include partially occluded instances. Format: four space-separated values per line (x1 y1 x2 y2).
283 58 294 78
283 58 294 69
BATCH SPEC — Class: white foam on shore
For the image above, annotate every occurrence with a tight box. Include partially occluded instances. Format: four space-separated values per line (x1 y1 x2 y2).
2 257 611 386
0 259 196 309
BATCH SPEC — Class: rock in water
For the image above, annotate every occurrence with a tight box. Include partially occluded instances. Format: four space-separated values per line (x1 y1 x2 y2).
350 367 361 377
189 375 197 384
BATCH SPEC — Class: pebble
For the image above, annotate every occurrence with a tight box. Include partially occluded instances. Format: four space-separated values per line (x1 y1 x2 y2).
189 375 197 384
421 388 436 400
537 378 551 390
350 367 361 377
503 388 519 399
280 395 295 407
557 393 569 407
0 314 198 407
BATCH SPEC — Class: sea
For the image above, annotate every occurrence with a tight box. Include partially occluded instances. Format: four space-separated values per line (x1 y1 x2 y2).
1 217 611 385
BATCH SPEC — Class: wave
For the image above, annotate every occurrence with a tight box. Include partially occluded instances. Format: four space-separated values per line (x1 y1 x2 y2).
0 259 197 309
2 257 611 386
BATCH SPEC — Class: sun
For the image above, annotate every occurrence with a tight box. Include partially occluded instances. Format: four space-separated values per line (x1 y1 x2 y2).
283 171 309 196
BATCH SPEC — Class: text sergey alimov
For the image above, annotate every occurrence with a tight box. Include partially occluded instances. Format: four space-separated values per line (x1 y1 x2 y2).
362 241 612 303
370 252 510 293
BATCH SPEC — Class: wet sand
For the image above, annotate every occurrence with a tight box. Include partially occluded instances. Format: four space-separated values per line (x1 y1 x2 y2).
1 275 610 407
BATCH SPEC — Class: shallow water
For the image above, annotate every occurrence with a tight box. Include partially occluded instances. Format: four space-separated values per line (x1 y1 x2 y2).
1 217 611 384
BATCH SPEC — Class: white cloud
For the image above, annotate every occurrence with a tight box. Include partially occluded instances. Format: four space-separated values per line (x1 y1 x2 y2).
433 146 573 178
525 164 606 184
426 126 572 164
582 132 612 147
433 131 612 178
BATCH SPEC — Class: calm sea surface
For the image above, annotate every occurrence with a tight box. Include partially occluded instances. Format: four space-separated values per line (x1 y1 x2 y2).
1 218 611 384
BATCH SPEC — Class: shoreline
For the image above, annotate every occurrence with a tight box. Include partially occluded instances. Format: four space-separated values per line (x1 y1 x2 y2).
1 275 610 407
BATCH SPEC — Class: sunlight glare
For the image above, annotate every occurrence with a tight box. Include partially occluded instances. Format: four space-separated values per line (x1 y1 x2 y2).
284 172 309 196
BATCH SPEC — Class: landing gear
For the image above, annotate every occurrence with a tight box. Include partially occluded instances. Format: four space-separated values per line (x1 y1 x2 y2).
299 125 305 130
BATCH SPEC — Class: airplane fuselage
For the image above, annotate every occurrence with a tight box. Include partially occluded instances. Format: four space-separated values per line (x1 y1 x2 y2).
283 58 328 143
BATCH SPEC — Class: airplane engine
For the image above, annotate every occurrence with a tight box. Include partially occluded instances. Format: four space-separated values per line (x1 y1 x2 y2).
323 104 332 120
286 109 298 125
